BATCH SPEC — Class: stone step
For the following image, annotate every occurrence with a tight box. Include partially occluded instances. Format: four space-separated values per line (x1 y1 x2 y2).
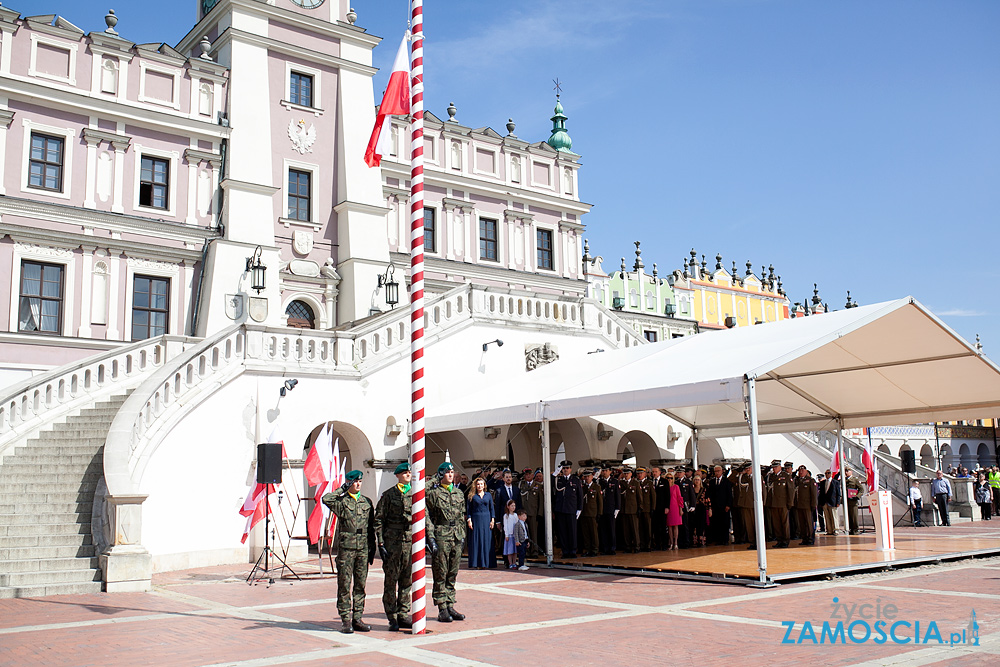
0 545 95 560
0 472 102 484
5 502 95 514
0 482 98 495
1 519 91 534
5 454 101 466
3 533 92 548
0 462 102 474
0 581 103 599
0 509 92 523
0 492 95 503
7 447 103 459
0 557 100 574
0 568 102 587
26 432 108 443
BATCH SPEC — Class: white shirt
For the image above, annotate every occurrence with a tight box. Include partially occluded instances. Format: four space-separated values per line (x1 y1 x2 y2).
908 486 922 503
503 513 518 537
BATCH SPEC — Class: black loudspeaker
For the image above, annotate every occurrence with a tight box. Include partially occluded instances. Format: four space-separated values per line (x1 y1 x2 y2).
901 450 916 474
257 443 283 484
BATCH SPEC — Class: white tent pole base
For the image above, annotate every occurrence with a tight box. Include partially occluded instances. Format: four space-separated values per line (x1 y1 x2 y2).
541 415 554 567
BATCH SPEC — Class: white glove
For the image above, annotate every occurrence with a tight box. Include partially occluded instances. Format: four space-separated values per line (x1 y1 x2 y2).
575 510 582 519
614 509 619 518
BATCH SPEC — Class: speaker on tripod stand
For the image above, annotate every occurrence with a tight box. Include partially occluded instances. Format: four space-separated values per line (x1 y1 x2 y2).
247 443 301 585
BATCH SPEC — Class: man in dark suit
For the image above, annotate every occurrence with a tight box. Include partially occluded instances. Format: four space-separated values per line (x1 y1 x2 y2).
650 466 670 550
493 469 522 517
552 460 584 558
707 465 734 546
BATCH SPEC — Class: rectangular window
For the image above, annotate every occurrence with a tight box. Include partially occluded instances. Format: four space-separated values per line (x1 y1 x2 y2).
28 133 64 192
288 169 311 221
132 275 170 340
644 330 658 343
537 228 554 270
423 208 436 253
18 261 63 334
289 72 313 107
479 218 498 261
139 156 169 209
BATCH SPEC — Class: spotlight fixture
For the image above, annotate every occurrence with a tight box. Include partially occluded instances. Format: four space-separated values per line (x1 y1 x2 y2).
483 426 502 439
587 348 605 354
280 378 298 397
482 339 504 352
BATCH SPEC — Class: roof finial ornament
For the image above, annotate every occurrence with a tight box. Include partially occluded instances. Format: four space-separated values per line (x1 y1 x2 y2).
446 102 457 122
105 9 118 35
812 283 822 306
633 241 644 271
346 7 357 24
777 276 784 296
199 36 212 60
581 238 591 263
976 334 983 354
701 254 707 275
505 118 516 137
845 290 856 309
746 260 753 277
653 263 658 278
715 253 723 271
620 257 626 273
731 261 739 285
682 258 690 279
547 79 572 152
553 77 563 98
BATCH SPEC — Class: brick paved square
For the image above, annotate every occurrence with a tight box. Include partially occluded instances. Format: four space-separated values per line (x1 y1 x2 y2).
0 591 201 629
870 566 1000 596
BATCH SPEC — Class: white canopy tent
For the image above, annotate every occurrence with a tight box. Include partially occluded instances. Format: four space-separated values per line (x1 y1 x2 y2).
427 297 1000 584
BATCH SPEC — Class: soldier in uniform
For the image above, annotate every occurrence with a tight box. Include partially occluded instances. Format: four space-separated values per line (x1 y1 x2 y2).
793 465 818 546
675 468 694 548
374 462 412 632
598 465 621 555
521 469 544 557
518 467 533 496
323 469 376 634
620 467 640 553
728 465 746 543
736 463 758 549
425 462 466 623
636 467 653 552
553 460 584 558
765 460 794 548
784 462 798 539
578 468 603 556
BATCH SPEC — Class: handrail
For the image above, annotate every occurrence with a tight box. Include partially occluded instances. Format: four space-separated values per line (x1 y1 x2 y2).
0 335 191 457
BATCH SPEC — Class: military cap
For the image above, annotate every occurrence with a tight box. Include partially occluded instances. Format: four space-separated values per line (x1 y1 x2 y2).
784 461 794 468
394 462 410 475
636 466 648 473
534 467 543 473
522 467 533 474
797 464 808 471
582 468 595 477
770 460 782 467
622 467 634 474
437 462 454 475
559 460 573 468
345 470 363 482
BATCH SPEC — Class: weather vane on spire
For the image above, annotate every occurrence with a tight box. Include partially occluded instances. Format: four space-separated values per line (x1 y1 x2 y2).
552 77 563 98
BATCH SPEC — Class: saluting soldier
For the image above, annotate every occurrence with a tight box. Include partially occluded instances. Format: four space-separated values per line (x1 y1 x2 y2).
636 467 653 552
578 468 603 556
518 467 533 496
735 463 758 549
793 466 818 546
553 460 584 558
521 469 544 557
374 462 413 632
620 467 640 553
598 465 621 555
765 460 794 548
425 462 467 623
323 469 376 634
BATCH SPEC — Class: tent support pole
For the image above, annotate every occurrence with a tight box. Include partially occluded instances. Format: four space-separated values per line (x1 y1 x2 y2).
692 429 699 469
745 376 773 587
839 421 850 535
541 416 554 566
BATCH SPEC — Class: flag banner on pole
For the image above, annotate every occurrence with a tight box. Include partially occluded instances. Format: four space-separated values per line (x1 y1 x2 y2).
268 422 289 460
240 482 272 544
863 438 877 494
364 32 411 167
830 449 840 476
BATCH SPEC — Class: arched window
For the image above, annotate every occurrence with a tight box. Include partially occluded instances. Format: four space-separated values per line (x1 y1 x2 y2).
285 300 315 329
629 288 639 308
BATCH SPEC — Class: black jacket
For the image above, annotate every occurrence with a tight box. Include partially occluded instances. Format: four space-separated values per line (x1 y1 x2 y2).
552 474 584 514
598 476 621 514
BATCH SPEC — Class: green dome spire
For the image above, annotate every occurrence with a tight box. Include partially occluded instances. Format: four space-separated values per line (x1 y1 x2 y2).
546 96 573 152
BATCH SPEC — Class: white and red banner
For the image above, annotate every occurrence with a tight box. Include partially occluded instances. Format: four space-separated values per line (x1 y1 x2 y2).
364 33 411 167
305 424 345 544
862 438 878 494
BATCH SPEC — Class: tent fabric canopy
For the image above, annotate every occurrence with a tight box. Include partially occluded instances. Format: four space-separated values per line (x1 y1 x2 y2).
427 297 1000 438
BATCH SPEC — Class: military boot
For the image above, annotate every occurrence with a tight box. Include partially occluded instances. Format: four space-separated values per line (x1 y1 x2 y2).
397 616 413 629
352 617 371 632
437 607 453 623
340 617 354 634
387 614 399 632
448 606 466 621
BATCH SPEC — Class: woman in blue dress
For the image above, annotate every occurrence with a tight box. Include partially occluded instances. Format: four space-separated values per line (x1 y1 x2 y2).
466 477 494 569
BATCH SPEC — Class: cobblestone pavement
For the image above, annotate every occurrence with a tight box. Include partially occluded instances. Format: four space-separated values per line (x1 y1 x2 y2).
1 556 999 666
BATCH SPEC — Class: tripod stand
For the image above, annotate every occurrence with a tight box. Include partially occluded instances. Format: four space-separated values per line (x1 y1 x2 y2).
247 488 302 585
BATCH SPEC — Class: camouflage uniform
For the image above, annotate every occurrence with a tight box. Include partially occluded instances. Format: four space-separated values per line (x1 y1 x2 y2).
323 488 375 623
425 481 465 609
375 483 412 623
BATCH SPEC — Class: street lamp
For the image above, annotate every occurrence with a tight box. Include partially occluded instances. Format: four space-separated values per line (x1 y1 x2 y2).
245 245 266 294
377 264 399 308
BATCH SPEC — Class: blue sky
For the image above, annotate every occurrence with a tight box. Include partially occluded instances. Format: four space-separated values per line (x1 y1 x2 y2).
31 1 1000 348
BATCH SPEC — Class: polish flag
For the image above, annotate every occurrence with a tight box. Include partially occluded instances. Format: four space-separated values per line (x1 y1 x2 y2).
306 425 334 544
862 439 878 494
364 33 411 167
267 422 289 460
830 449 840 477
240 474 271 544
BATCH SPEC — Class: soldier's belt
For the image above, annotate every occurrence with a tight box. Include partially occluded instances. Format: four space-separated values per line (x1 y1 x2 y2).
354 529 364 534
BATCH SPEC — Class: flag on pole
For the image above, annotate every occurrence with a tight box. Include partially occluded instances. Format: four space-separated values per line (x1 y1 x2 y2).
862 438 878 494
830 449 840 476
306 426 333 544
267 422 289 460
240 472 271 544
364 32 411 167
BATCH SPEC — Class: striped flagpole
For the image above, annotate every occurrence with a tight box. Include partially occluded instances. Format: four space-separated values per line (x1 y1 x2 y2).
408 0 428 636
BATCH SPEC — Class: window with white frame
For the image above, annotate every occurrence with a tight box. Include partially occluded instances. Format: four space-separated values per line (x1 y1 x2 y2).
131 275 170 340
28 133 64 192
536 228 554 270
139 156 169 209
288 169 311 221
289 71 313 107
284 62 321 111
18 260 64 334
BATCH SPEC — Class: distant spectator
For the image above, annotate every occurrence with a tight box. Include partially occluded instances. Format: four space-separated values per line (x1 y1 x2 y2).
931 470 953 526
975 473 992 521
502 499 518 569
514 510 530 570
908 480 923 527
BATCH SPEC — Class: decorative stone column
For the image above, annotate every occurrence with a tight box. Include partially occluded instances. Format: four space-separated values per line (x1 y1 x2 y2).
99 493 152 592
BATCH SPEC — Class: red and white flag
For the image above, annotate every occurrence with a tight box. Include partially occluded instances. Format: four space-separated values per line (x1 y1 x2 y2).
239 467 271 544
830 449 840 477
306 425 334 544
364 32 411 167
862 439 878 494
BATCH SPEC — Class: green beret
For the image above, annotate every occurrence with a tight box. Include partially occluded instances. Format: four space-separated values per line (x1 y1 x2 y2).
394 462 410 475
437 462 454 475
345 470 363 482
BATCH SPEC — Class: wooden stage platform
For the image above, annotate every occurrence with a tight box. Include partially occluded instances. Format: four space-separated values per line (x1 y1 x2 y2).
540 522 1000 584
